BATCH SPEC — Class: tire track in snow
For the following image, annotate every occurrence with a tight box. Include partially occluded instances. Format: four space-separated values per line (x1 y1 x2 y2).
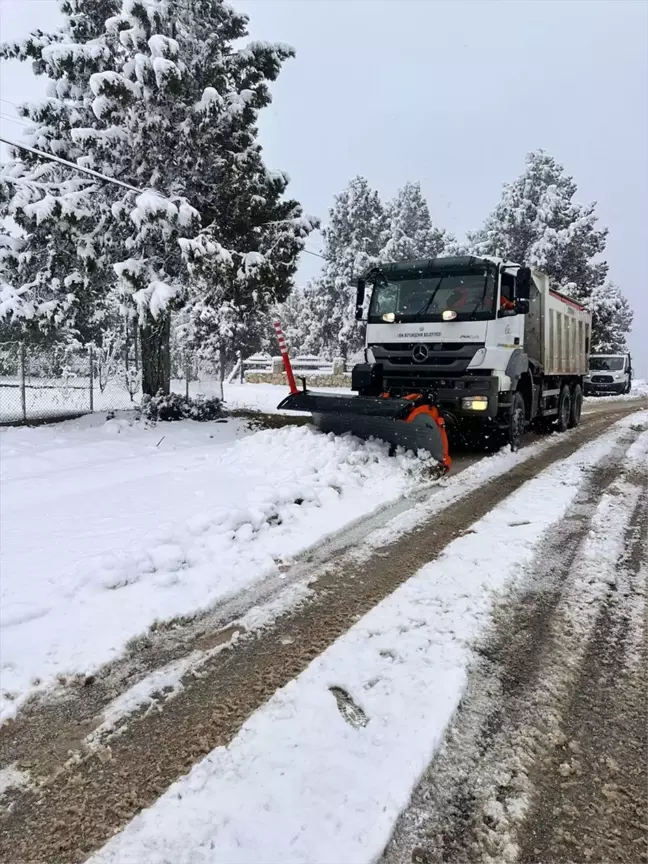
516 478 648 864
0 409 644 864
382 429 648 864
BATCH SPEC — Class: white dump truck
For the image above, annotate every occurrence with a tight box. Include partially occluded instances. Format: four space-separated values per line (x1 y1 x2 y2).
279 255 592 467
584 352 633 396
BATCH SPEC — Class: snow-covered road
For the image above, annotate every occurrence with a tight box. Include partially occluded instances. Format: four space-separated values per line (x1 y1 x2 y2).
0 414 433 720
1 404 645 864
85 411 648 864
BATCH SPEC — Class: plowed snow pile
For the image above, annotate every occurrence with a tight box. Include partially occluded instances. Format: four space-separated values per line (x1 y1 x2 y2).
0 414 433 720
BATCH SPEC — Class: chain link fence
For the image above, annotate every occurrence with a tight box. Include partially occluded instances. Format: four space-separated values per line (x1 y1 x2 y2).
0 341 341 426
0 342 141 425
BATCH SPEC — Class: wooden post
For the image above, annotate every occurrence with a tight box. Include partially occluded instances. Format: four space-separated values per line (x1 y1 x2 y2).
88 345 94 412
19 342 27 422
238 350 244 384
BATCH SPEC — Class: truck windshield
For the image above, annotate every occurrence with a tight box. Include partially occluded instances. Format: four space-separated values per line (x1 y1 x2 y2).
589 357 624 371
368 269 496 323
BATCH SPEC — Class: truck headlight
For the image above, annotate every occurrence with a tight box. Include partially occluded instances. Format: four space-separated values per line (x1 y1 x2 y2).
461 395 489 411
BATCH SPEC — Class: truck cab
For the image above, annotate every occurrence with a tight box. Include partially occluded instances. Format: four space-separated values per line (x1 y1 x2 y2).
353 255 591 444
356 256 527 419
584 353 632 396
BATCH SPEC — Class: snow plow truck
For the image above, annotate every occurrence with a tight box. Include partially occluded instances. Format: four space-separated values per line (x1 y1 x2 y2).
277 255 592 471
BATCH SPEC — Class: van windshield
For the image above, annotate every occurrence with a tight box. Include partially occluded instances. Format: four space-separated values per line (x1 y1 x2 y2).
589 357 625 371
368 269 495 323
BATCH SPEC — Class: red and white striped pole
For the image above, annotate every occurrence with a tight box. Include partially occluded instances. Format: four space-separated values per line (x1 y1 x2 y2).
273 320 299 395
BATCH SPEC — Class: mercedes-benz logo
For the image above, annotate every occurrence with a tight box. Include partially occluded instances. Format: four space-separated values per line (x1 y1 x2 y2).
412 343 429 363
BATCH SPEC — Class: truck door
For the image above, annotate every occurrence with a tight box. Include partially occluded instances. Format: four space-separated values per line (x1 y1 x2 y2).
486 271 525 356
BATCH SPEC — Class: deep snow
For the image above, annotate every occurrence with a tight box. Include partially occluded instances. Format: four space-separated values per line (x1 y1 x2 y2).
0 413 433 721
88 412 648 864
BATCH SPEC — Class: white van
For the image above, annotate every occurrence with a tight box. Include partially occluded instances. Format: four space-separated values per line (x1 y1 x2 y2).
584 353 633 396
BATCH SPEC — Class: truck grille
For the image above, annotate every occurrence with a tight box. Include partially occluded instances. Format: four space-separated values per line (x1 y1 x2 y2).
591 375 614 383
370 342 483 377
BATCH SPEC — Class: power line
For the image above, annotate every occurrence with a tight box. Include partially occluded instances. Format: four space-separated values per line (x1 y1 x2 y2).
0 98 22 109
0 135 144 194
1 135 328 260
0 98 23 110
0 112 31 128
303 247 327 261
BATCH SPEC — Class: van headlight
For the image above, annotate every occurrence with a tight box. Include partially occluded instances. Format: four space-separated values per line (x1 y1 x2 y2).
461 395 489 411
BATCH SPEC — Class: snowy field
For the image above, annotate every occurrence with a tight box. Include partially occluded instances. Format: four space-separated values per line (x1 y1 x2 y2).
88 414 648 864
0 413 434 720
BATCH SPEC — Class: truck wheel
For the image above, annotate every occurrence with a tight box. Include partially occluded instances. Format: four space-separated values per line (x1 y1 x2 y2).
624 381 632 395
569 384 583 428
509 392 526 451
557 385 572 433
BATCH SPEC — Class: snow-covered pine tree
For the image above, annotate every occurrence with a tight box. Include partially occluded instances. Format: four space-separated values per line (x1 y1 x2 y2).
301 176 387 359
0 0 313 394
470 150 609 290
382 181 451 261
468 150 632 350
588 281 633 353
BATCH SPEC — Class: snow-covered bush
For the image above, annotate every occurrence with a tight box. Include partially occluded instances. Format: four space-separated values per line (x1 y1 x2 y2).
140 392 224 423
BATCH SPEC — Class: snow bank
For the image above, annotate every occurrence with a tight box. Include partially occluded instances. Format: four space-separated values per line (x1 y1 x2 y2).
88 414 646 864
0 415 431 721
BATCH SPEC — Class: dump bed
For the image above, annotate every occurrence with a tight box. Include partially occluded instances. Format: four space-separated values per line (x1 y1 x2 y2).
524 270 591 375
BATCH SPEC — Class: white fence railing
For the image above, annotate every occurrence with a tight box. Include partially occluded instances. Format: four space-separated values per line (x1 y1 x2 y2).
243 353 348 377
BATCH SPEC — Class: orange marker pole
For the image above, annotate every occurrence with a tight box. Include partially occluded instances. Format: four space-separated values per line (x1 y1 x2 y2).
273 320 299 395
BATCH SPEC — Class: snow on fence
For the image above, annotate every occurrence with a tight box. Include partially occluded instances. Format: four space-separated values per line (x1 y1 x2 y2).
0 342 141 425
242 353 350 385
0 342 351 425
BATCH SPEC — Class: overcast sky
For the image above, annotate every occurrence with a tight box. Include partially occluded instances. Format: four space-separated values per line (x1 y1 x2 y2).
1 0 646 373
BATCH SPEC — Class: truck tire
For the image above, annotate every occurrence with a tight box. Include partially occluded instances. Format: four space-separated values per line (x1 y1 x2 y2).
509 391 526 451
569 383 583 428
624 381 632 395
557 384 572 433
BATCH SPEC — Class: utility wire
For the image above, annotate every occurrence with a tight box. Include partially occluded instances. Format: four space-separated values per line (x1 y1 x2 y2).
303 247 327 260
0 112 31 128
0 135 144 193
0 135 328 260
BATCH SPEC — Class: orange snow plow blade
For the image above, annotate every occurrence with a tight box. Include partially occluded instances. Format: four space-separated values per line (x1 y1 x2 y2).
277 391 452 473
403 403 451 472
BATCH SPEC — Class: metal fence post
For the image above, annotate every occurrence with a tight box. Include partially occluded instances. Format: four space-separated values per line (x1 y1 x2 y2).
88 345 94 412
19 342 27 422
238 350 244 384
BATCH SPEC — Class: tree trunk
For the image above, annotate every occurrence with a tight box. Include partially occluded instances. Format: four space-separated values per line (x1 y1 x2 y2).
140 314 171 396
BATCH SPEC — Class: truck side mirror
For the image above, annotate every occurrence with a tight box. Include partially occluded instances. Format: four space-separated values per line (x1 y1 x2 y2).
515 267 531 314
355 279 366 320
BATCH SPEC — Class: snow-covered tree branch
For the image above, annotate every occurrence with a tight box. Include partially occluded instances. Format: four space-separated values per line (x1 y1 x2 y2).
0 0 315 393
468 150 632 351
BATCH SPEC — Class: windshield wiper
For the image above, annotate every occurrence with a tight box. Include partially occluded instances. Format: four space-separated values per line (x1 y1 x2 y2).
413 275 446 320
468 271 491 320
